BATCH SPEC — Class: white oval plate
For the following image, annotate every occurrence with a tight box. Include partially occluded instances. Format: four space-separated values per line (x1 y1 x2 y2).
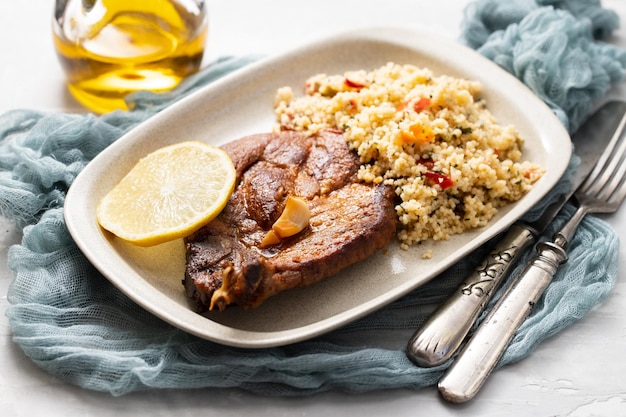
65 27 571 348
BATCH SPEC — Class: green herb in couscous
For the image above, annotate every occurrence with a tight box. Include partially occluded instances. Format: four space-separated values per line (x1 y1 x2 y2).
273 62 544 249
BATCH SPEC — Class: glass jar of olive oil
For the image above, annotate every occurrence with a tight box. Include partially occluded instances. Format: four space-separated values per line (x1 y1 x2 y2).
53 0 208 113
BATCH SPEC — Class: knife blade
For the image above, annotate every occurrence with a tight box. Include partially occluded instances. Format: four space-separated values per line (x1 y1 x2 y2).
406 100 626 367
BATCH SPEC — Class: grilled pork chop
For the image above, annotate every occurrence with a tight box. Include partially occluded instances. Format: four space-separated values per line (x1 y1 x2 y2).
183 130 397 311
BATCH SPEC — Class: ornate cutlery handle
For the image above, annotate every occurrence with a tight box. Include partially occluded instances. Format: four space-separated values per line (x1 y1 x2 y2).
406 224 535 367
437 241 568 403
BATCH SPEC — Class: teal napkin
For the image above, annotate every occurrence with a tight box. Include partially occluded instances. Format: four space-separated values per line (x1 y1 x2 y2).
1 0 623 396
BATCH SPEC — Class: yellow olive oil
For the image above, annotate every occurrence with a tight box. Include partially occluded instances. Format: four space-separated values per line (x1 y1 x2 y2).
53 0 208 113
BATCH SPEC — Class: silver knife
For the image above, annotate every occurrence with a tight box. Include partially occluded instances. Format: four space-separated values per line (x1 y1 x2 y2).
406 100 626 367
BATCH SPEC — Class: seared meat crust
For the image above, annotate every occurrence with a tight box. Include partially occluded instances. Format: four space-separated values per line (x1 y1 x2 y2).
184 130 397 311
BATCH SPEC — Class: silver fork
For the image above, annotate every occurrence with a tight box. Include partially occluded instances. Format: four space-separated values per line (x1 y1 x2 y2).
437 120 626 403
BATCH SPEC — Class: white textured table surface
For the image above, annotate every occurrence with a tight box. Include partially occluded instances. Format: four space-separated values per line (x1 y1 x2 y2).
2 1 626 416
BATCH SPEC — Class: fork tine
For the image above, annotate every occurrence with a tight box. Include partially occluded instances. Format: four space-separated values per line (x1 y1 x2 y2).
579 112 626 195
608 176 626 207
580 118 626 198
596 130 626 201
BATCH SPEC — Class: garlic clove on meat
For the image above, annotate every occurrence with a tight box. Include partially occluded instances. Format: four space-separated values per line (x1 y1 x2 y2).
260 196 310 247
272 196 310 238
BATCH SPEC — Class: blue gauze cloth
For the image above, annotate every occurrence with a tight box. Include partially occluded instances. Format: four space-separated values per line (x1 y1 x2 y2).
1 0 624 396
462 0 626 133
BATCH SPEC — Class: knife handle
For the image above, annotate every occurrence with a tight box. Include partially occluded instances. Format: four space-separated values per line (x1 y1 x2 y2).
406 224 535 367
437 241 568 403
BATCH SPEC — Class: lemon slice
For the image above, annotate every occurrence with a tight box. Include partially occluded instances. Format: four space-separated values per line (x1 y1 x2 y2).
96 141 236 246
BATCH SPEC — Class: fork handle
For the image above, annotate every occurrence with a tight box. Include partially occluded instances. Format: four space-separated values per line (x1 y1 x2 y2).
406 224 535 367
437 241 568 403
